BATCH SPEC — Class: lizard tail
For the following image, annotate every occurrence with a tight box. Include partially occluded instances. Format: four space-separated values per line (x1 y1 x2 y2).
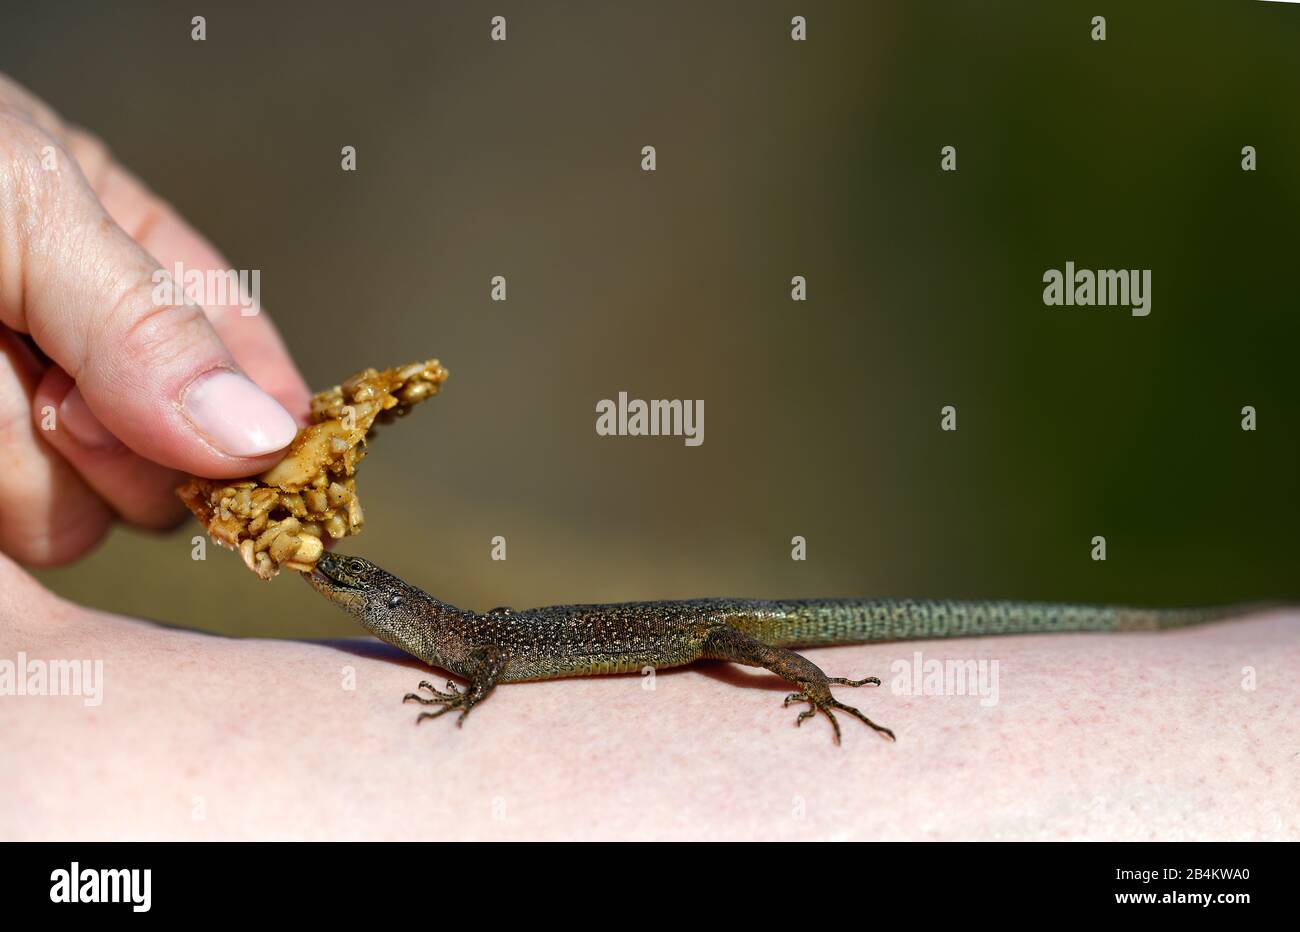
751 599 1269 648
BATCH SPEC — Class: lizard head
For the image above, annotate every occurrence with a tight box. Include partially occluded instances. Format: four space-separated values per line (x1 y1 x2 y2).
304 553 448 667
304 552 394 616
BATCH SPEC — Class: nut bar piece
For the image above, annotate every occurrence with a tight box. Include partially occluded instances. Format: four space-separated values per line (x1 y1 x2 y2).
177 359 447 579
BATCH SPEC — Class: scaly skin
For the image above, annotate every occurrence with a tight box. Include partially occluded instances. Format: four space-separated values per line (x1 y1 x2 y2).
305 552 1251 744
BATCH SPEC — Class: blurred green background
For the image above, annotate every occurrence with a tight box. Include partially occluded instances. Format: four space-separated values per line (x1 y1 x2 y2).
4 0 1297 638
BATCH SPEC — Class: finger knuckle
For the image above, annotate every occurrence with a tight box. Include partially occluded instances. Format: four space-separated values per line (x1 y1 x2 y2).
112 285 215 371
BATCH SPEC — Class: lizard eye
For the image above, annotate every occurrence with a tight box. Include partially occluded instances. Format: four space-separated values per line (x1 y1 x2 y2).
387 594 402 609
347 559 365 574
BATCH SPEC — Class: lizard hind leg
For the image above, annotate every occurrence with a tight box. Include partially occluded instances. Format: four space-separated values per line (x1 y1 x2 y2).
703 625 895 745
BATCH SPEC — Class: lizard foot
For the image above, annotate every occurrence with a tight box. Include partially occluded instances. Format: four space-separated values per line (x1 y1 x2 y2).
403 679 476 727
782 677 895 745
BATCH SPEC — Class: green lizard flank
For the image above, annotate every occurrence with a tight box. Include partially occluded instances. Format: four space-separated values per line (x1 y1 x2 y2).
305 552 1252 744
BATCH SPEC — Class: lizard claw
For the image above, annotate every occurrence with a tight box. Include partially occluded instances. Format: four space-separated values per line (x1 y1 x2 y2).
404 679 463 704
404 678 479 726
402 648 504 730
785 678 894 745
828 675 882 687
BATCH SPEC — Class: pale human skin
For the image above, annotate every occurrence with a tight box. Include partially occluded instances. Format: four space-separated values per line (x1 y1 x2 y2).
1 76 1297 841
1 552 1295 841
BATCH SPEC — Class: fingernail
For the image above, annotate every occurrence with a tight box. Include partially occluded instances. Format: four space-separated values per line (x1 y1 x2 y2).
182 370 298 457
59 386 122 451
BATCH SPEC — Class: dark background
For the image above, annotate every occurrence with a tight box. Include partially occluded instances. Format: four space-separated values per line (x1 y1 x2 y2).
4 0 1296 637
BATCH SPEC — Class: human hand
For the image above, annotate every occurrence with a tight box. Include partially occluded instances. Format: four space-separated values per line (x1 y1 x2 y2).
0 73 310 565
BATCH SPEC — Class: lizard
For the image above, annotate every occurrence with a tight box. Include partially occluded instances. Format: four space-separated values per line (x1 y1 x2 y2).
304 551 1256 744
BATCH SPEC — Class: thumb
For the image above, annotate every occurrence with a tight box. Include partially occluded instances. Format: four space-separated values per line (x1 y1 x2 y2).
0 112 297 477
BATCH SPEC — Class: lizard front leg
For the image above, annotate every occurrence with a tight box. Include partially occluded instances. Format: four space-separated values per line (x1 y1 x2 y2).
402 645 505 727
702 625 894 744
